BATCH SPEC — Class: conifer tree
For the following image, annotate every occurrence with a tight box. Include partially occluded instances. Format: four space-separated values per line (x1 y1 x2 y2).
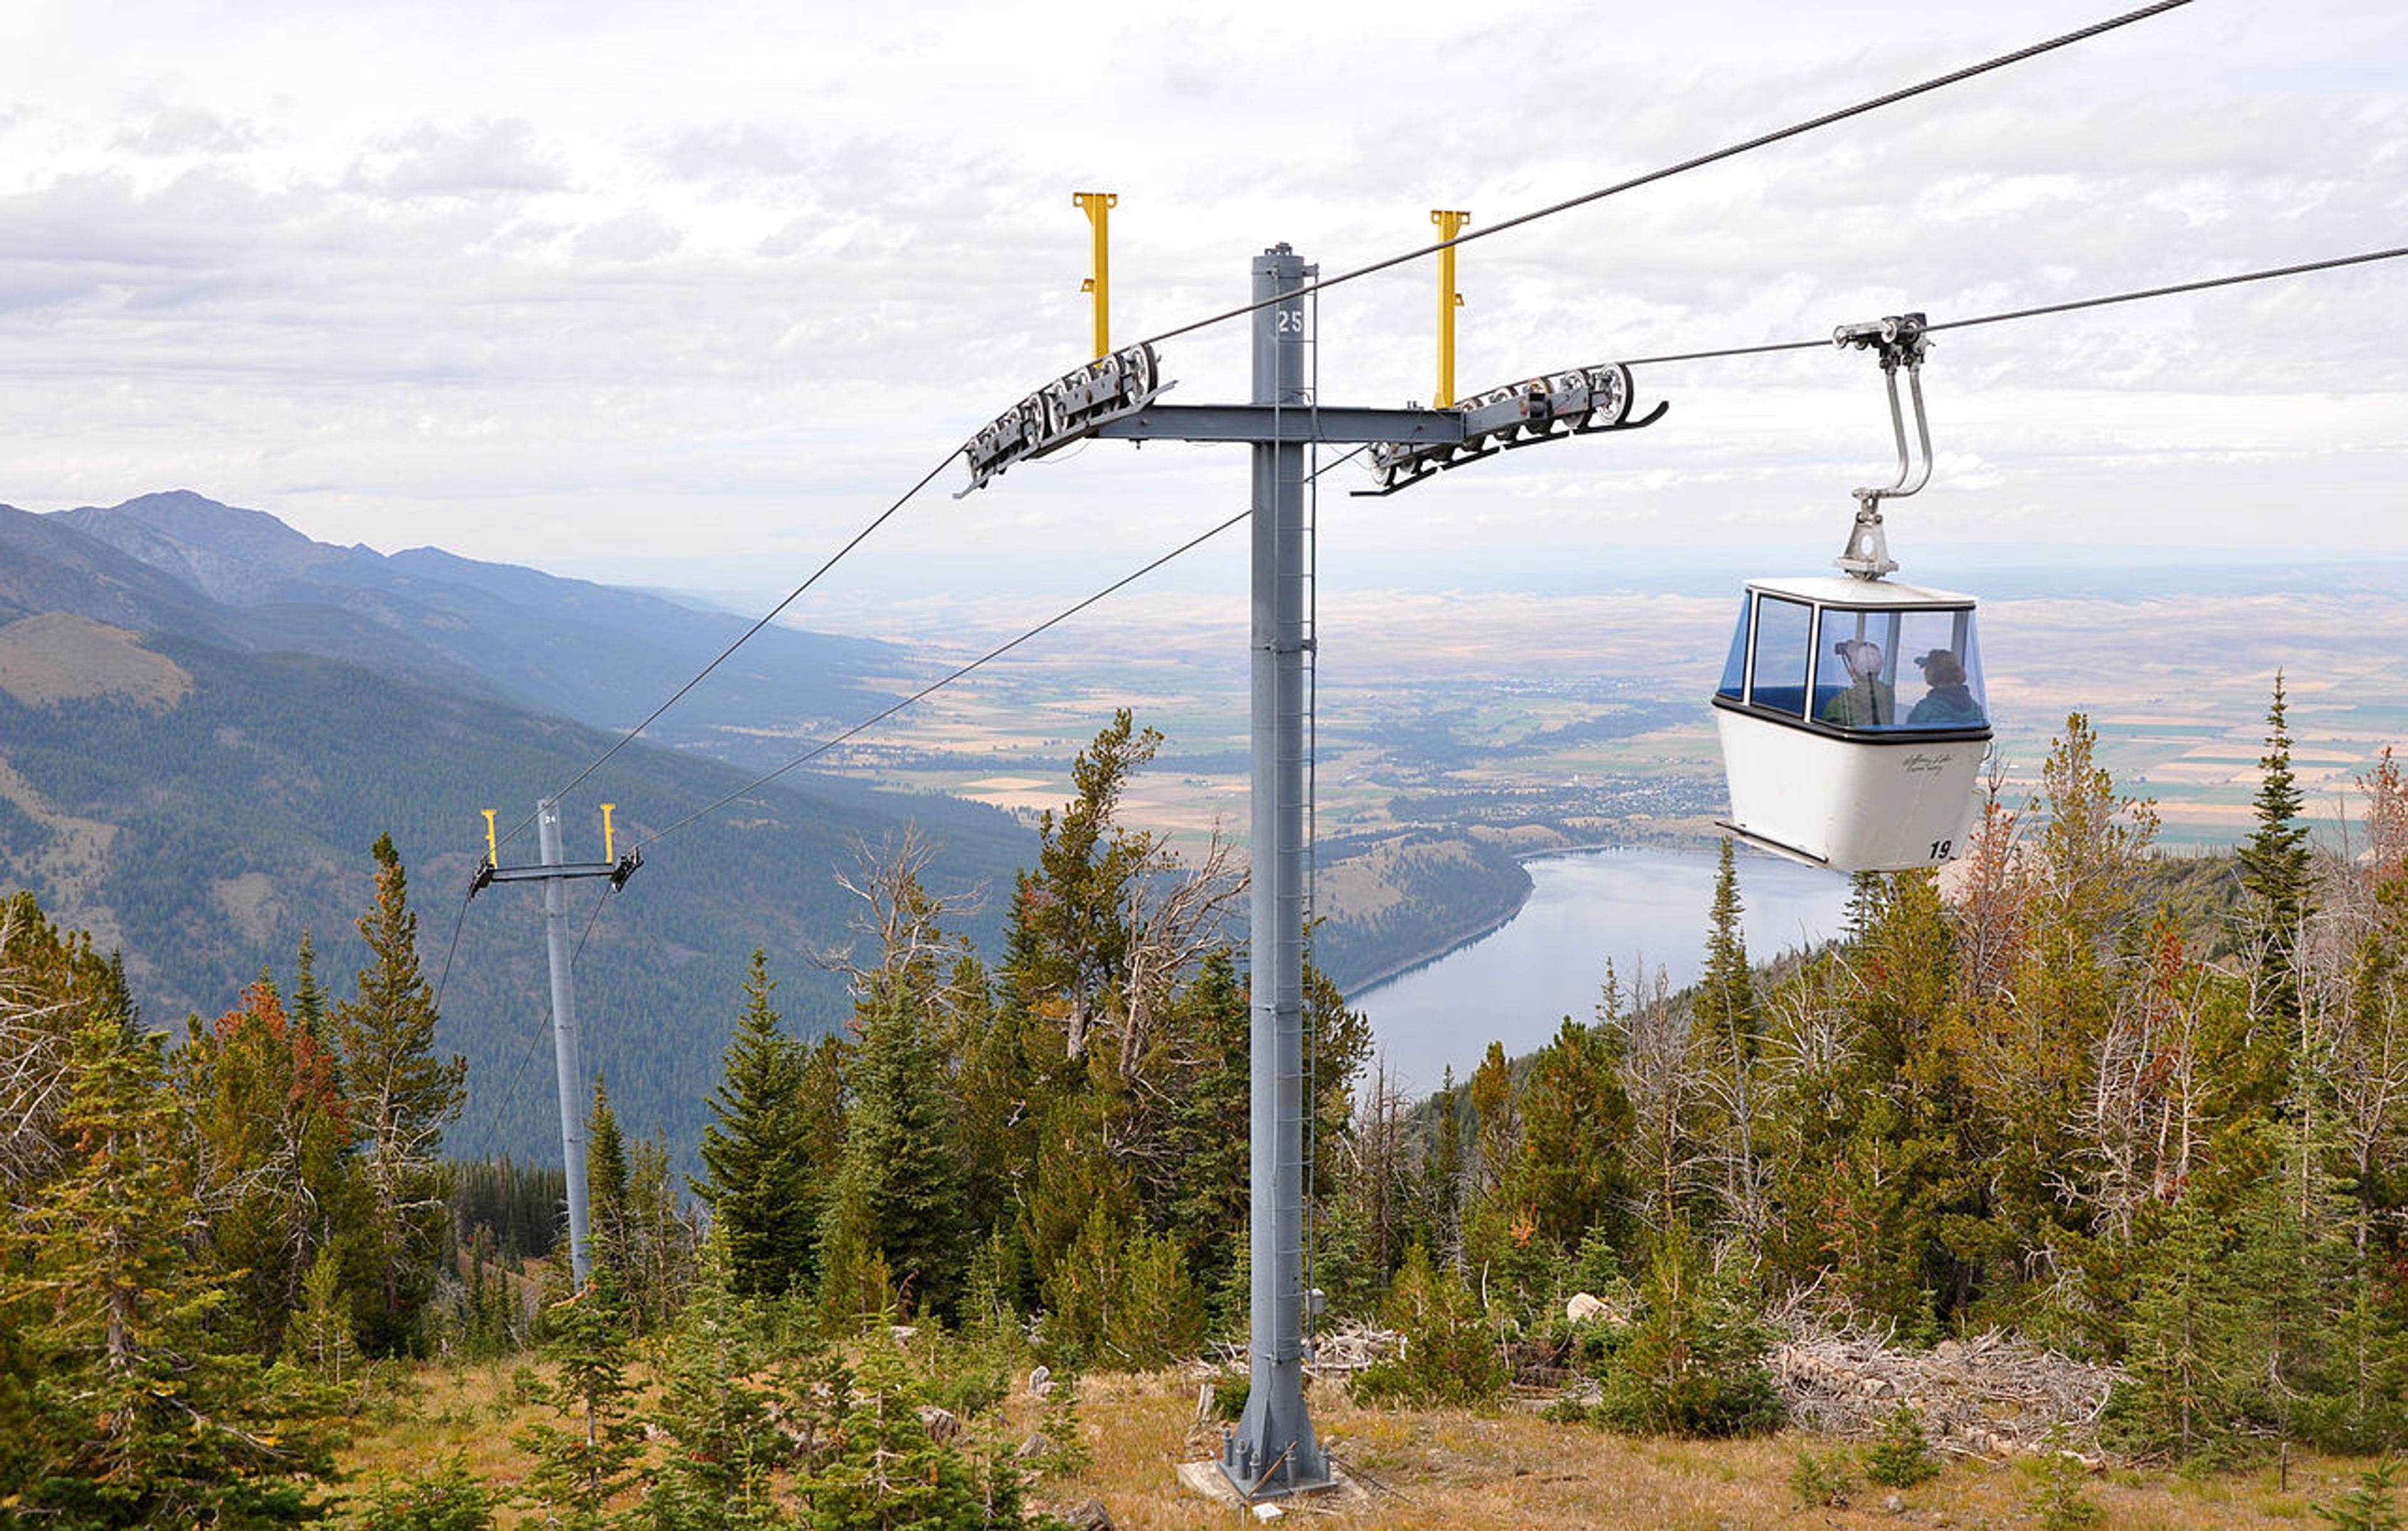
171 977 357 1356
1700 837 1759 1033
805 1327 986 1531
694 949 818 1297
1600 1224 1782 1439
332 833 467 1355
1350 1241 1504 1409
10 1006 336 1525
1164 950 1252 1294
2238 673 2317 1023
1422 1067 1464 1261
1467 1040 1519 1202
294 1246 362 1394
826 976 967 1320
1960 715 2158 1312
514 1265 643 1528
622 1125 694 1335
636 1230 787 1531
290 929 327 1040
1017 709 1162 1060
2110 1184 2261 1460
1510 1017 1638 1255
587 1075 631 1281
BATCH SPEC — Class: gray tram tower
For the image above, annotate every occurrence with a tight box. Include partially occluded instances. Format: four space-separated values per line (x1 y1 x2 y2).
963 241 1656 1500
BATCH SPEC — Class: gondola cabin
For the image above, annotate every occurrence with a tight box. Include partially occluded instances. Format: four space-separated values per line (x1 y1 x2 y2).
1711 575 1990 871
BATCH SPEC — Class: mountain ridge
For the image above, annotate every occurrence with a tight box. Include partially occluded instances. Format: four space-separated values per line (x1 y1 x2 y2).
0 490 1032 1165
45 490 898 764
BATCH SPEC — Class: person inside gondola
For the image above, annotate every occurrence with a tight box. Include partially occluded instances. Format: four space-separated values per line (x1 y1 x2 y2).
1908 647 1982 725
1820 638 1893 727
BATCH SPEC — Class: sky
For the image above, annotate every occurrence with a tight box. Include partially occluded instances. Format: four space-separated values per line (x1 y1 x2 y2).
3 0 2405 618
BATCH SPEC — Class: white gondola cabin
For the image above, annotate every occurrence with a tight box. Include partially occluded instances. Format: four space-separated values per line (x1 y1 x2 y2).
1711 575 1990 871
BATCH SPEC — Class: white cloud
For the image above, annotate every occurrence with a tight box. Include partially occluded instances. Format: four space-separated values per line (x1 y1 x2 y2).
0 0 2399 584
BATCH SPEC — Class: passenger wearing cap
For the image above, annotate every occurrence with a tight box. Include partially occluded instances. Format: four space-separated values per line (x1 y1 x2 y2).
1908 648 1982 725
1820 638 1893 727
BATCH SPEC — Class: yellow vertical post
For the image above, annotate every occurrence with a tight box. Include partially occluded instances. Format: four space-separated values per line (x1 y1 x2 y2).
1074 191 1117 360
601 803 616 864
482 808 499 867
1432 209 1470 408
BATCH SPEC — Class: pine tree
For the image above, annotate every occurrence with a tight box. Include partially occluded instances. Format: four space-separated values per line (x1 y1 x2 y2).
2108 1186 2259 1460
2237 673 2317 1024
587 1075 631 1282
9 1006 336 1525
1422 1067 1464 1261
170 977 357 1357
825 975 967 1320
621 1126 694 1335
1017 709 1162 1060
635 1230 787 1531
805 1329 985 1531
694 949 819 1298
514 1265 643 1528
1700 837 1759 1033
1350 1241 1504 1409
1163 950 1251 1299
332 833 467 1355
290 929 327 1041
1467 1040 1519 1202
294 1246 362 1394
1511 1017 1638 1255
1598 1224 1783 1439
346 1453 499 1531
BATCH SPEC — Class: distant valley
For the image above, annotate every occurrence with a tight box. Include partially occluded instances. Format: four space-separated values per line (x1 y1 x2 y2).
6 491 2405 1169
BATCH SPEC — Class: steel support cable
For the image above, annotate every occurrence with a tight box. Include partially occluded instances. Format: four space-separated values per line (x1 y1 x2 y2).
1134 1 2194 352
1616 243 2408 369
632 448 1372 856
489 3 2191 855
429 885 475 1014
494 446 968 853
491 3 2189 855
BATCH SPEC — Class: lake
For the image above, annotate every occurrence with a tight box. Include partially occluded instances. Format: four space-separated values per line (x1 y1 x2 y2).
1349 846 1854 1097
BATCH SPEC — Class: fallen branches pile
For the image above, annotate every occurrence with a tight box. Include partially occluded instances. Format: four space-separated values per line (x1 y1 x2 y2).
1772 1322 2121 1461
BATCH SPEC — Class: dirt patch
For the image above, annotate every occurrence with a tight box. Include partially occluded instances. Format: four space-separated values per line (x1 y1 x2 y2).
0 613 191 710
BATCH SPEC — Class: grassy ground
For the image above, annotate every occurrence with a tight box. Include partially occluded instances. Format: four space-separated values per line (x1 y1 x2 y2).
336 1356 2386 1530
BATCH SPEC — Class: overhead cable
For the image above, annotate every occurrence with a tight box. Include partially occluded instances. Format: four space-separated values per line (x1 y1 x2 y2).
1618 243 2408 369
631 448 1365 853
631 504 1256 853
499 446 966 852
497 3 2186 836
1138 0 2195 350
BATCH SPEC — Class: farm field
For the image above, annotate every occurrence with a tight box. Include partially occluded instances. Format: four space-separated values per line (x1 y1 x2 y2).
788 582 2408 854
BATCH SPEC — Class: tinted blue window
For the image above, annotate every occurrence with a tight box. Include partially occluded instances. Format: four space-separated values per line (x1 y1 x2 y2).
1750 596 1812 717
1716 601 1749 699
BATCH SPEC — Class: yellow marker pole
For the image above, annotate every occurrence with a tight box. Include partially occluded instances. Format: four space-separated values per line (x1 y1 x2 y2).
601 803 616 864
482 808 499 867
1432 209 1470 408
1074 191 1117 360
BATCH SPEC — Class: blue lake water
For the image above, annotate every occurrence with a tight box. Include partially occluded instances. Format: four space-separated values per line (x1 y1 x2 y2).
1349 846 1854 1098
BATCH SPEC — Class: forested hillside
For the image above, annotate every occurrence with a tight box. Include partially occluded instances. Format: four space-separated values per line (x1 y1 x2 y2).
0 624 1030 1162
0 491 1042 1162
4 697 2405 1526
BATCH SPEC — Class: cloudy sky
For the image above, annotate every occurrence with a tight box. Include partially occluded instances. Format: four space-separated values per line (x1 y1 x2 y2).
4 0 2404 613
